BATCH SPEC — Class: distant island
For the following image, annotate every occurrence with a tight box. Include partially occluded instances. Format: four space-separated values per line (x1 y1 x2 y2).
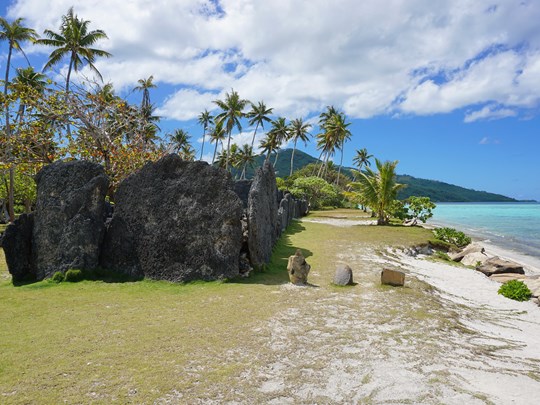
239 149 525 203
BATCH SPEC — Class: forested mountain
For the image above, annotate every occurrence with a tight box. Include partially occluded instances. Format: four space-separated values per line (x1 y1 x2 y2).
235 149 517 202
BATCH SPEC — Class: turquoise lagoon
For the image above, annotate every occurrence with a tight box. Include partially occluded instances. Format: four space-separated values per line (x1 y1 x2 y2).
430 203 540 259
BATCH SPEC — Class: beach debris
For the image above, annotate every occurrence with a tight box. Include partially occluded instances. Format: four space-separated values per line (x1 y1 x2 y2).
476 257 525 276
381 268 405 286
287 249 311 285
449 243 485 262
333 264 354 286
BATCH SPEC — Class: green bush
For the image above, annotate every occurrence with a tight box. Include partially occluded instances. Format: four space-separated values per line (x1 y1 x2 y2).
64 269 84 282
498 280 532 302
428 238 455 252
51 271 65 283
432 227 471 248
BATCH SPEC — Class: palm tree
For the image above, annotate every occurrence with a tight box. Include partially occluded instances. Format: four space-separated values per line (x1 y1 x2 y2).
134 75 156 110
0 17 38 223
37 7 112 94
259 131 279 162
246 101 273 150
326 112 352 185
237 144 256 179
267 117 289 168
197 109 213 161
288 118 311 176
12 66 47 124
315 129 338 178
353 148 373 172
209 120 226 164
351 159 404 225
213 89 248 170
169 129 191 154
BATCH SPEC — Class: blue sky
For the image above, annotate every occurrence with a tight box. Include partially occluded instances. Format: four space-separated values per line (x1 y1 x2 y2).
1 0 539 200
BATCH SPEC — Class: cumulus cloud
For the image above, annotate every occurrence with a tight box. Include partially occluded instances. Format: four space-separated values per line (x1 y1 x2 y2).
5 0 540 121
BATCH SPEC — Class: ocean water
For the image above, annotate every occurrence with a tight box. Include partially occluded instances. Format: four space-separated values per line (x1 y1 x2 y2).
429 203 540 259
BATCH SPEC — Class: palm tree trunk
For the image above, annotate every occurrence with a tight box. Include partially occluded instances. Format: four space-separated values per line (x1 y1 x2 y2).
4 45 15 223
225 132 232 171
250 123 260 150
212 141 218 164
336 148 344 185
317 151 326 177
8 166 15 222
200 127 206 160
290 138 298 177
65 55 75 138
273 150 279 167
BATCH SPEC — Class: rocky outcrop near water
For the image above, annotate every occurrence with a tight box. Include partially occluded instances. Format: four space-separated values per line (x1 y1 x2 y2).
33 161 109 280
101 155 243 282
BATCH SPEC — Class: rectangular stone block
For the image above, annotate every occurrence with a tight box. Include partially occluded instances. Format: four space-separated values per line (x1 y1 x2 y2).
381 268 405 286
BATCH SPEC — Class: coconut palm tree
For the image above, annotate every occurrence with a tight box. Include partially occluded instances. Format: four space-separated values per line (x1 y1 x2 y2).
288 118 311 176
213 89 248 170
259 131 279 162
169 129 191 154
351 159 404 225
267 117 289 168
37 7 112 94
353 148 373 172
246 101 273 150
209 120 226 164
197 109 213 161
0 17 38 223
237 144 256 179
315 129 338 178
134 75 156 110
12 66 47 123
325 112 352 185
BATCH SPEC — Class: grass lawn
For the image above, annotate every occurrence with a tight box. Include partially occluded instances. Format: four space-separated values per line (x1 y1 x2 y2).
0 209 433 403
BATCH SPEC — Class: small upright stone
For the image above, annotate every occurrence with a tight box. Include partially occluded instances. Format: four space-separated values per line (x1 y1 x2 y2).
381 268 405 286
333 264 354 286
287 249 311 285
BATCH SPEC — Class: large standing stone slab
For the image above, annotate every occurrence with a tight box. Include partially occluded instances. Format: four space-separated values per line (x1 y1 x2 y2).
2 213 34 282
32 161 109 280
247 161 278 268
101 155 243 282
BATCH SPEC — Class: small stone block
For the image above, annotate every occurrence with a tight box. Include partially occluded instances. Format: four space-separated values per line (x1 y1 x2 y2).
381 268 405 286
334 264 354 286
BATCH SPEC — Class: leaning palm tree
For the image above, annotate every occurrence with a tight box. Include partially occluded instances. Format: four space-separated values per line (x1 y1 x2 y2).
209 120 226 164
267 117 289 168
0 17 38 223
288 118 311 176
213 89 248 170
134 75 156 110
197 109 213 161
259 131 279 162
351 159 404 225
37 7 112 94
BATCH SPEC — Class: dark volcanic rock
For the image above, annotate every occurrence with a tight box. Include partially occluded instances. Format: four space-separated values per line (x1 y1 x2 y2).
247 161 279 268
101 155 243 282
32 161 109 280
333 263 354 286
234 179 253 209
2 213 34 282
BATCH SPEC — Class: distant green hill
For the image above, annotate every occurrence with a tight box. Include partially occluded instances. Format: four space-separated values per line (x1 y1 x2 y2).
234 148 517 202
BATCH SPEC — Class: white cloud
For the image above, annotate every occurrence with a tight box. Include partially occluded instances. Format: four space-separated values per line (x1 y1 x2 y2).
6 0 540 120
464 105 517 123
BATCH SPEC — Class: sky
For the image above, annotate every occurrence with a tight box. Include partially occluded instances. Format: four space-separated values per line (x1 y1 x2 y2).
1 0 539 200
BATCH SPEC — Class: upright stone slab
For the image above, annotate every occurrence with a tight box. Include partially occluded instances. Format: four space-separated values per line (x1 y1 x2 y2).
2 213 34 282
101 155 243 282
247 161 278 268
32 161 109 280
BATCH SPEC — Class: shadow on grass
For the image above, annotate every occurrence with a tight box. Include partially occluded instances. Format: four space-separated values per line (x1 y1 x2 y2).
11 268 142 287
232 221 313 286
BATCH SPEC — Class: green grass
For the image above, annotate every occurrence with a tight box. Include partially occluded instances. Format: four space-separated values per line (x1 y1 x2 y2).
0 209 434 403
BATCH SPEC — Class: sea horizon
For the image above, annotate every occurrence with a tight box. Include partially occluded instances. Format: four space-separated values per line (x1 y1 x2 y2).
429 202 540 261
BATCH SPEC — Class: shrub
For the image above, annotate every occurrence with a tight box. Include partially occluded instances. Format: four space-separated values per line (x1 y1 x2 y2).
64 269 84 282
51 271 65 283
433 227 471 248
498 280 532 302
428 238 455 252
